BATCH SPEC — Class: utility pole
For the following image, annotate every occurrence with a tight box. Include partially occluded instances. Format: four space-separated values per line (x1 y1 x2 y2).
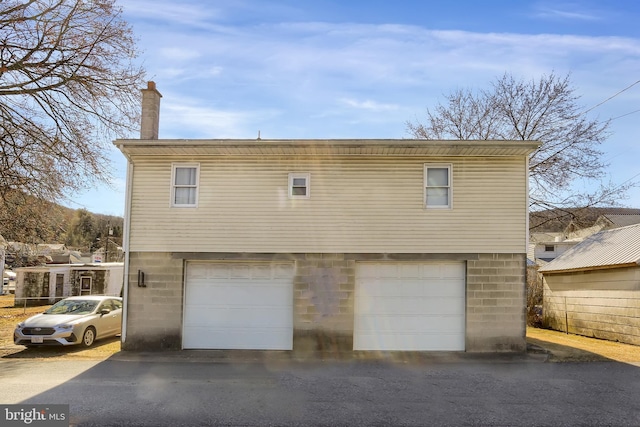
106 227 113 262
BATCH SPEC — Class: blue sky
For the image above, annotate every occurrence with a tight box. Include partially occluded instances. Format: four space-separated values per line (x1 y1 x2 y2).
69 0 640 215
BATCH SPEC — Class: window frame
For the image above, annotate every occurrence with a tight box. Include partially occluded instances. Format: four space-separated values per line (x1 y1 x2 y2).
288 172 310 199
424 164 452 209
80 276 92 296
171 163 200 208
544 245 555 252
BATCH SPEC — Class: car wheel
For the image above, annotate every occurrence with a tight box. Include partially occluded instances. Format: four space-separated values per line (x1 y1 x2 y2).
81 327 96 347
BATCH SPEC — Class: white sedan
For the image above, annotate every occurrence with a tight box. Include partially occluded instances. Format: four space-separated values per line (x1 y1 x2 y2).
14 295 122 347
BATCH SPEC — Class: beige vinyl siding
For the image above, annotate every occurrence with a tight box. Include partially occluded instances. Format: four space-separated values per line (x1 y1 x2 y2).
128 156 528 253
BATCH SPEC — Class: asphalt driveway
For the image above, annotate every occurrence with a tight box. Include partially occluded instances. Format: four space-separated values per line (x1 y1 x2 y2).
1 355 640 426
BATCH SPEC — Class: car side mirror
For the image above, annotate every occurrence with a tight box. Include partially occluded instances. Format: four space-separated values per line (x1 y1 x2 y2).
100 308 111 315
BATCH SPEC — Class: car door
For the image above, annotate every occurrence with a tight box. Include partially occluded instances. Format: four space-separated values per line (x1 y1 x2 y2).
97 300 121 337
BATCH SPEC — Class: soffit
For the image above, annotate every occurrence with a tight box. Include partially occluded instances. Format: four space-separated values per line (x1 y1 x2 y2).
114 139 540 158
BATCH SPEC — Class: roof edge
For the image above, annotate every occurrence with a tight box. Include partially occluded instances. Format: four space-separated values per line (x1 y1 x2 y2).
540 262 639 274
114 139 541 157
114 138 540 147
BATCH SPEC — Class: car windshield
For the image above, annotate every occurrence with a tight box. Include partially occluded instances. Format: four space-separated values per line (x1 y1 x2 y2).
44 300 99 315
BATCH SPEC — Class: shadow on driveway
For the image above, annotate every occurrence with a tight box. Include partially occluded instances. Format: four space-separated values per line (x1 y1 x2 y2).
4 347 640 426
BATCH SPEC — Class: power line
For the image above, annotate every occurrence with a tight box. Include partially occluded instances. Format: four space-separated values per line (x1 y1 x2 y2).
584 79 640 114
611 108 640 121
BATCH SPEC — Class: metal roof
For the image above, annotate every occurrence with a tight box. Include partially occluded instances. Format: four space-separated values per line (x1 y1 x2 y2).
603 214 640 228
114 139 540 158
539 223 640 273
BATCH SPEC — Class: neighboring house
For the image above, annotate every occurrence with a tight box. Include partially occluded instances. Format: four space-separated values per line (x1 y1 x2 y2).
36 244 83 264
5 242 82 266
4 242 36 267
14 263 124 306
3 270 16 295
598 213 640 229
539 224 640 346
114 82 539 353
564 213 640 242
530 213 640 266
92 246 124 263
533 240 578 263
529 233 578 265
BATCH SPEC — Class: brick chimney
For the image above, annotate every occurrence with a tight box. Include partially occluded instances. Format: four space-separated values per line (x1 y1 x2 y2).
140 81 162 140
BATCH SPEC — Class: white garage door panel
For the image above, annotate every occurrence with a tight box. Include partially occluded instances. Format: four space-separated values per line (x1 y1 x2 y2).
357 315 465 332
358 297 464 314
356 333 463 351
187 284 291 306
184 307 291 328
183 262 293 350
355 262 465 351
182 328 292 350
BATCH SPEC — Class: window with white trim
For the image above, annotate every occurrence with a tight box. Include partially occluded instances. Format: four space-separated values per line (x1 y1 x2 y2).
80 276 92 296
171 163 199 207
424 164 452 209
288 173 310 199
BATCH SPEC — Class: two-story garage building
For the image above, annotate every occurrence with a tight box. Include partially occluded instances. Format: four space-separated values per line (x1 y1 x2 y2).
115 82 538 353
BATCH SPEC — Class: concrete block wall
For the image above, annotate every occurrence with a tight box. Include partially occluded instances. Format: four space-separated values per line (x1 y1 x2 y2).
123 252 183 350
466 253 527 352
122 252 527 353
293 254 355 353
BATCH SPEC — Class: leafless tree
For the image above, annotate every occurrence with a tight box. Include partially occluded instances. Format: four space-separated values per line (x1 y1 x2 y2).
407 72 633 229
0 0 145 241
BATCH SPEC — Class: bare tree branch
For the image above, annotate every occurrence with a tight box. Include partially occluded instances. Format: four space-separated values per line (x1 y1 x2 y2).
406 72 633 228
0 0 145 242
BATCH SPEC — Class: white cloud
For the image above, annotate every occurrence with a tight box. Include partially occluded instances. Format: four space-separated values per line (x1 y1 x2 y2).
112 7 640 208
122 1 222 28
158 93 281 139
340 98 399 112
159 48 201 62
532 2 602 21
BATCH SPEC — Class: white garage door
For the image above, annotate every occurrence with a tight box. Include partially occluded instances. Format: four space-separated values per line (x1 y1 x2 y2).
183 262 294 350
354 262 465 351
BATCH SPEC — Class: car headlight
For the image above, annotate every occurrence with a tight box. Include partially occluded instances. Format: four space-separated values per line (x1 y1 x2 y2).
17 322 24 328
57 324 74 330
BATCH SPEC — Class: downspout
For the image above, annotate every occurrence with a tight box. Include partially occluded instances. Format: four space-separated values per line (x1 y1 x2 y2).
120 151 134 345
524 153 531 339
525 154 531 254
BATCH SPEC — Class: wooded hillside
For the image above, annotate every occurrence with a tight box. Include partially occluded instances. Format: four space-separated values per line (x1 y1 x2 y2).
0 201 123 252
530 207 640 232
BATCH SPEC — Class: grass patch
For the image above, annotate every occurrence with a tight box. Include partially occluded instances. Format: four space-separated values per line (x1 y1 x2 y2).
527 327 640 363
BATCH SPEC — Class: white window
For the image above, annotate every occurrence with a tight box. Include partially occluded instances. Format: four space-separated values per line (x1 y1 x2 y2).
544 245 555 252
288 173 310 199
424 164 452 209
171 163 199 207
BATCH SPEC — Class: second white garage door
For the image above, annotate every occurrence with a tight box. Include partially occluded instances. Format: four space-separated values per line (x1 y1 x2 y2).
183 262 294 350
354 261 466 351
